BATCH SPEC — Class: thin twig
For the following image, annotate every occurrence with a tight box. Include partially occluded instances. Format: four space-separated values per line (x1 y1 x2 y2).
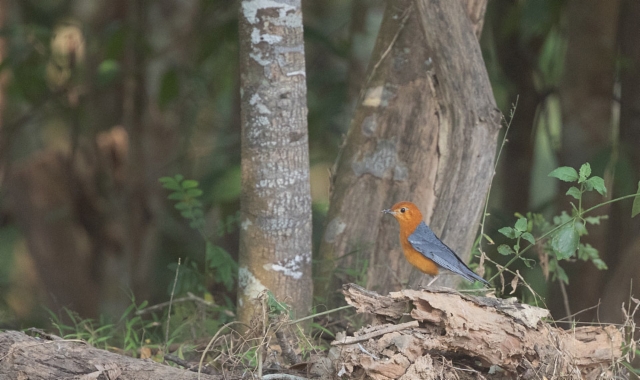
477 95 518 280
331 321 419 346
261 374 310 380
165 258 181 351
136 292 214 316
164 354 218 375
555 303 600 322
287 305 353 325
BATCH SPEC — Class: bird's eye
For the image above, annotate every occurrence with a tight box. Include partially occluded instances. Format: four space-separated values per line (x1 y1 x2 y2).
400 207 406 213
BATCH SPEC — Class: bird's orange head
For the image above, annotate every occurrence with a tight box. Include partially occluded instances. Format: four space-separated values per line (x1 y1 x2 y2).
382 201 423 233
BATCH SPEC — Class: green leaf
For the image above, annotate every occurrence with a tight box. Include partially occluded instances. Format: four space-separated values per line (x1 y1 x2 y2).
514 217 528 232
574 221 588 236
167 192 184 200
482 234 495 245
186 188 203 197
579 243 598 259
586 176 606 195
592 258 608 270
498 227 517 239
181 210 194 219
548 166 578 182
566 186 582 200
174 202 189 210
189 220 205 229
160 178 182 191
551 224 579 260
521 258 535 268
578 163 591 183
583 216 603 225
206 243 238 290
521 232 535 245
497 244 514 256
181 180 199 189
632 181 640 218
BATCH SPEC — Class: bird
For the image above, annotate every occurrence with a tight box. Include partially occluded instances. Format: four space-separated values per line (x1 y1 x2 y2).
383 201 489 286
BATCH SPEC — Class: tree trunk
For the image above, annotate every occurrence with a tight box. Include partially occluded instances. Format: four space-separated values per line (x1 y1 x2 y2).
553 0 620 321
0 0 8 186
237 0 313 324
490 0 545 216
316 0 499 307
599 0 640 324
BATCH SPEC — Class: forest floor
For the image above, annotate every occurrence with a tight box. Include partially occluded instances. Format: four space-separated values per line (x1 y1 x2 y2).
0 284 635 379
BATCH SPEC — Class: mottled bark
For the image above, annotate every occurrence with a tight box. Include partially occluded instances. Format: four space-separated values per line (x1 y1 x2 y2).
553 0 620 321
345 0 370 105
466 0 488 37
0 331 221 380
336 284 622 379
237 0 313 323
600 0 640 324
316 0 499 306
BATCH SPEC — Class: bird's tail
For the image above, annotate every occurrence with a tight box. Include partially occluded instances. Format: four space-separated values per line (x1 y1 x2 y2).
461 267 490 286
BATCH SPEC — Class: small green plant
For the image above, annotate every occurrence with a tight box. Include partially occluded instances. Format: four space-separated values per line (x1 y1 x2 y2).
489 163 640 288
159 175 205 230
159 174 238 292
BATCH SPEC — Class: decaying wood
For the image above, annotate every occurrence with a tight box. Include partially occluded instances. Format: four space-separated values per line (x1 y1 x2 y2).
333 321 419 346
333 284 623 379
0 331 221 380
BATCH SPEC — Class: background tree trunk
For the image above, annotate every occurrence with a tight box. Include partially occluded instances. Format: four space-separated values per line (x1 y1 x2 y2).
0 0 8 187
490 0 545 216
599 0 640 324
237 0 313 323
316 0 499 307
552 0 620 321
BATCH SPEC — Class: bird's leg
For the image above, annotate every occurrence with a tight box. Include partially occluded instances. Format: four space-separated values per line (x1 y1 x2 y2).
427 275 439 286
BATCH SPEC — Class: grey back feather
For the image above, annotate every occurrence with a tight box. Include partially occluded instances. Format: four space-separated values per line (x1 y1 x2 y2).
408 222 488 285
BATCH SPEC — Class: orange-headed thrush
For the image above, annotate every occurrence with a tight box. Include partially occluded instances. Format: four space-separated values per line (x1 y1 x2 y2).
383 201 489 286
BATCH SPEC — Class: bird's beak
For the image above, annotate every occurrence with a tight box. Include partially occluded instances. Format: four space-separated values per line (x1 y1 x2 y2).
382 209 394 215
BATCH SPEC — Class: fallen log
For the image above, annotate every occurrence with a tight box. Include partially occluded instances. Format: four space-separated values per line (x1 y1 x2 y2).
0 330 222 380
331 284 623 379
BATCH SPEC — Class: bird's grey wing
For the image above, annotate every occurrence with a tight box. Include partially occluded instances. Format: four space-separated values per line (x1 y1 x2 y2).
408 222 488 284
